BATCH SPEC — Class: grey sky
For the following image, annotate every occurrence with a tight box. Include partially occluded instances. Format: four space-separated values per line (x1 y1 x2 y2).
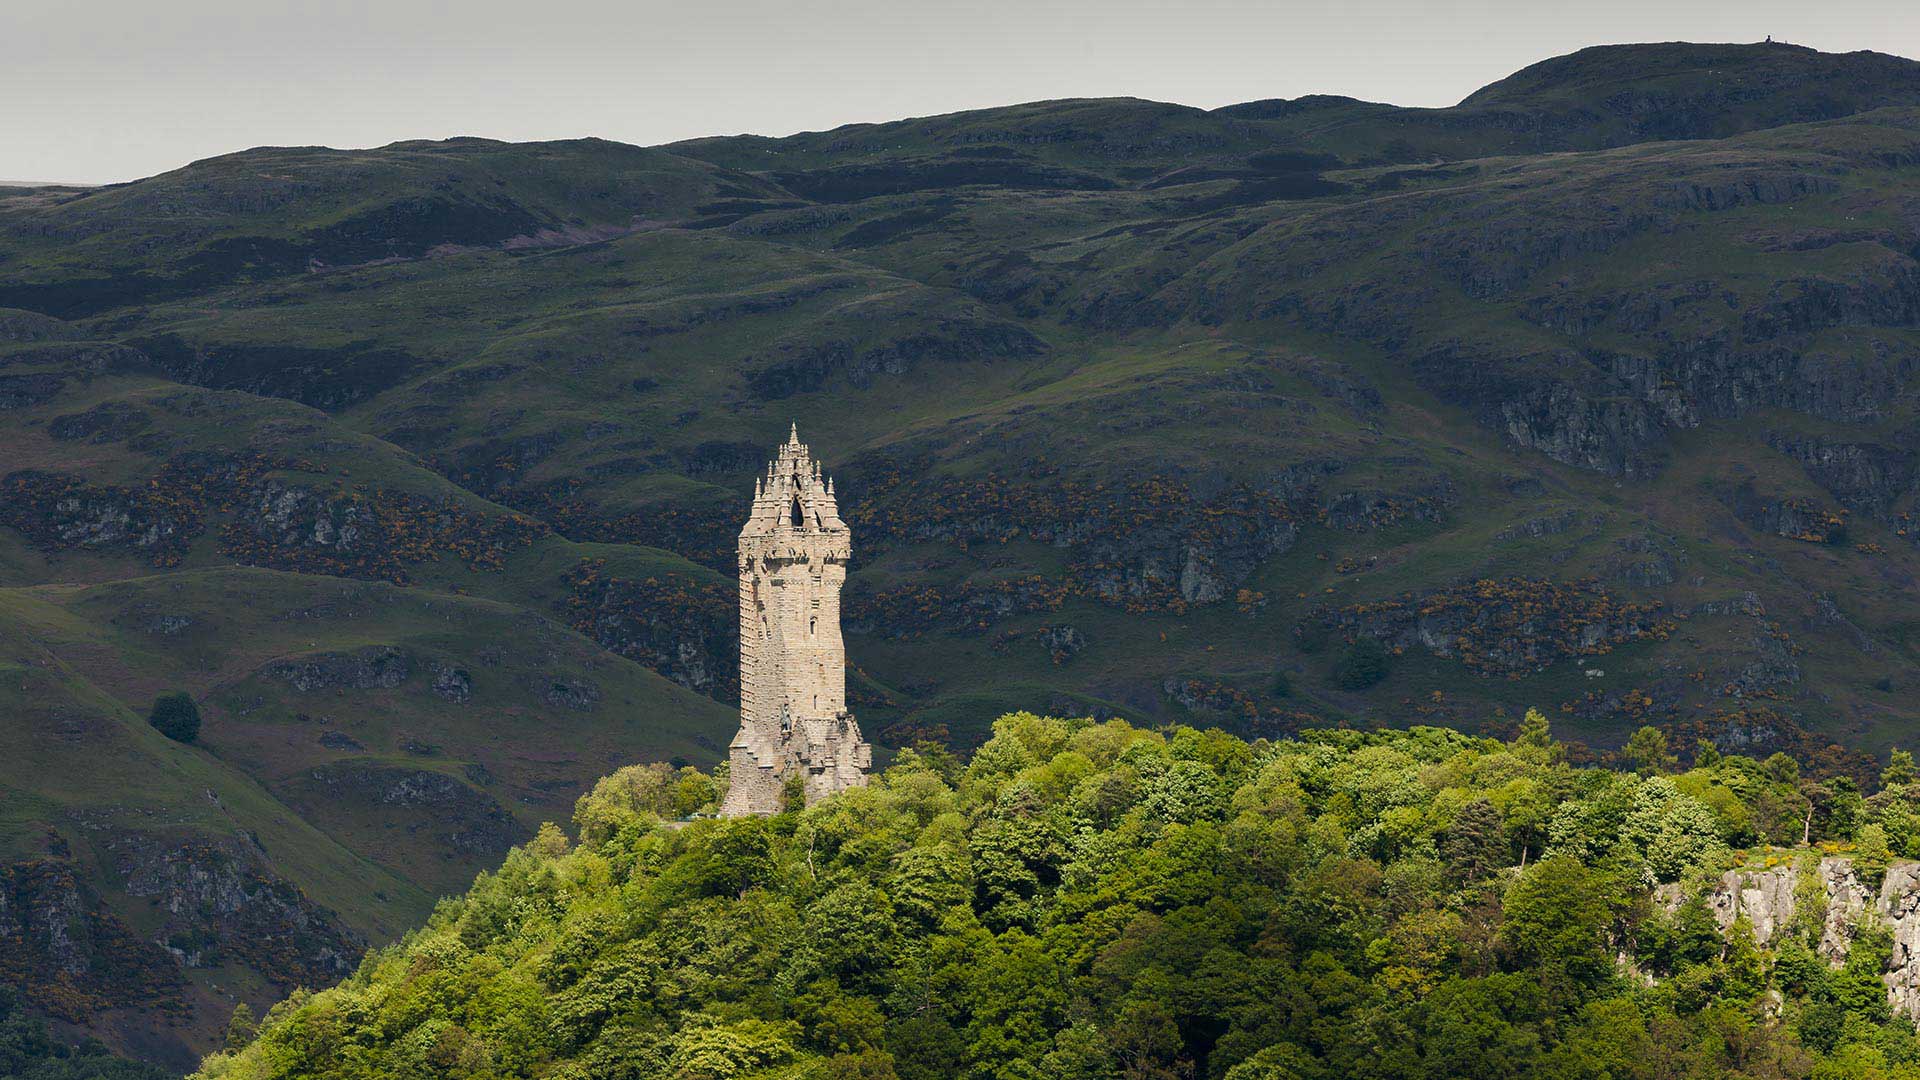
5 0 1917 185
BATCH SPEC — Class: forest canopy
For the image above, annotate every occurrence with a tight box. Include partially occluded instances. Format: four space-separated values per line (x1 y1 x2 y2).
197 712 1920 1080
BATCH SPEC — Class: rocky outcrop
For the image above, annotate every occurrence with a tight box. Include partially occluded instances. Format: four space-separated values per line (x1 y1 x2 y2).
847 575 1069 638
223 478 545 584
1605 532 1683 587
292 764 520 857
0 371 66 409
538 675 601 712
1494 508 1596 542
0 308 81 343
1728 483 1849 543
1767 434 1919 528
431 664 473 703
741 304 1047 401
1667 858 1920 1019
48 401 153 443
132 332 425 411
2 454 544 581
1495 378 1668 479
266 645 412 691
847 466 1317 612
0 860 181 1022
105 834 358 988
0 470 201 565
561 561 737 702
1318 577 1671 675
1037 625 1086 664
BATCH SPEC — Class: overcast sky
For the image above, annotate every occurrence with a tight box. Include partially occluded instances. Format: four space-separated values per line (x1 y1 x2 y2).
5 0 1918 185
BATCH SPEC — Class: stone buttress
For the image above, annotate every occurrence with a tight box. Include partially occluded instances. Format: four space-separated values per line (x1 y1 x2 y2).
718 426 871 816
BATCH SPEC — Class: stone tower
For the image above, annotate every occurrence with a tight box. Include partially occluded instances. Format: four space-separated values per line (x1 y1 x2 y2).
718 425 871 816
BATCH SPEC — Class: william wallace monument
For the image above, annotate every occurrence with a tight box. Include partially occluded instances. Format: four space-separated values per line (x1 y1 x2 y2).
718 426 873 816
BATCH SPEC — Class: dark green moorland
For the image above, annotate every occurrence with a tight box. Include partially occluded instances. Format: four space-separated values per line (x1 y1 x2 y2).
4 38 1920 1072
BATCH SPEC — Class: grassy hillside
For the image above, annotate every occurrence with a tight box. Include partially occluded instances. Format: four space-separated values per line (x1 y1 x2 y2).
5 39 1920 1067
0 566 732 1067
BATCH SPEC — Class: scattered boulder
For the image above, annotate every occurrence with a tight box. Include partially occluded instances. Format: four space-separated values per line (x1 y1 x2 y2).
1037 625 1086 664
431 665 473 704
540 677 601 712
143 613 193 636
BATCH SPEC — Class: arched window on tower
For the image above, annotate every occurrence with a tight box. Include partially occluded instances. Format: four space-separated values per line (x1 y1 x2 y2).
791 496 804 528
809 616 817 637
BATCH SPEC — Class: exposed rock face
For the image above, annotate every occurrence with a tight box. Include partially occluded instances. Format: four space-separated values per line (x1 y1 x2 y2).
1728 483 1849 543
103 835 358 988
48 401 152 443
293 764 520 856
0 372 67 410
561 563 737 701
0 470 200 564
1768 434 1916 521
0 860 181 1021
1318 577 1670 675
1670 858 1920 1018
266 645 412 691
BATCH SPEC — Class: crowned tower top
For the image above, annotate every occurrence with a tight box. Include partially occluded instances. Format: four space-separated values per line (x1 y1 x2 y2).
740 423 848 554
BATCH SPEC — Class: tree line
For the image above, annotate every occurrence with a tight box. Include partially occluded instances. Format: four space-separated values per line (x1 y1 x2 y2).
196 711 1920 1080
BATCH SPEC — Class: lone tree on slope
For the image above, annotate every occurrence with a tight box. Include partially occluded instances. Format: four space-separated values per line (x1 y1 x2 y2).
148 691 201 744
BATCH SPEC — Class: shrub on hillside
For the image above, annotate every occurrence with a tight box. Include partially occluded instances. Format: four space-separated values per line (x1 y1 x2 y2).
1331 637 1391 690
147 692 201 743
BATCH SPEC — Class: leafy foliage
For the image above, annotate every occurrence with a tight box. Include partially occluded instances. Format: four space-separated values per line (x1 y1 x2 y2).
0 989 170 1080
198 712 1920 1080
1331 637 1391 690
146 691 201 744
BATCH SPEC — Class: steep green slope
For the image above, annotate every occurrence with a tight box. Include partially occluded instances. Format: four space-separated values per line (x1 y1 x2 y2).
194 712 1920 1079
4 40 1920 1067
0 139 789 319
0 567 733 1068
679 41 1920 174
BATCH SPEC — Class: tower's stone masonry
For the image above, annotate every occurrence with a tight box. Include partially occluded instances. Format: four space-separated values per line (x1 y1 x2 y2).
718 426 871 816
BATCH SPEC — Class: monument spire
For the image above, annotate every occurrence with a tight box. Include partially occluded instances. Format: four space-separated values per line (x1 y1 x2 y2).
718 427 870 816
